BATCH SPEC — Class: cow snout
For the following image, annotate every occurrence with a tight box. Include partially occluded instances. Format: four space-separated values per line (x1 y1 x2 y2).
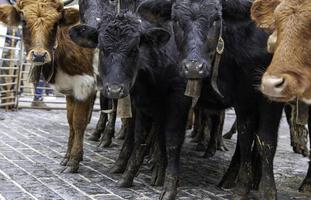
106 84 126 99
261 75 286 97
28 50 51 65
182 60 209 79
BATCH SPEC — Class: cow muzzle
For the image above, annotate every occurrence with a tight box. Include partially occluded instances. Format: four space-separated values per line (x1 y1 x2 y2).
261 74 287 99
182 59 209 79
28 49 51 65
104 84 128 99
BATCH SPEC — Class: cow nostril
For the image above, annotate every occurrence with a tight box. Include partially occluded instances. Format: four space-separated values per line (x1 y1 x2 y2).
275 78 285 88
196 63 203 71
183 63 190 73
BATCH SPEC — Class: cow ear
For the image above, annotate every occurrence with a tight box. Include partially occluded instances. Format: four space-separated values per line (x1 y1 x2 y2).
137 0 172 24
60 8 79 26
141 27 171 48
251 0 281 32
69 24 98 48
0 5 21 26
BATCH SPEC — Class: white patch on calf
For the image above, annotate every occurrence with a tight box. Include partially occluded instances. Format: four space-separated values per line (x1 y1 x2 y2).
302 98 311 105
52 69 95 101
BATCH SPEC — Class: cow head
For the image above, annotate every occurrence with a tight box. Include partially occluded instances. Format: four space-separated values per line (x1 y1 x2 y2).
69 12 170 99
138 0 222 79
252 0 311 103
0 0 78 65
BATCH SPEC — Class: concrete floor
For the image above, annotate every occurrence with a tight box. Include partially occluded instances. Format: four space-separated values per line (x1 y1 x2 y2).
0 109 310 199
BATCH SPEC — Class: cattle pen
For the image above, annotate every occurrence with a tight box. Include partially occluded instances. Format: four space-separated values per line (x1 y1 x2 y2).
1 0 311 200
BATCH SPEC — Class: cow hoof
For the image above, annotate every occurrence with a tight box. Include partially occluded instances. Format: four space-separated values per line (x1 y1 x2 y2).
151 164 165 186
219 179 236 189
217 145 229 151
190 130 197 138
203 147 216 158
233 184 250 197
293 146 309 157
110 163 126 174
116 128 126 140
160 190 176 200
258 189 276 200
258 182 276 200
67 160 80 173
117 176 133 188
195 142 206 152
223 131 234 140
299 178 311 193
88 132 101 141
60 157 69 166
99 139 112 148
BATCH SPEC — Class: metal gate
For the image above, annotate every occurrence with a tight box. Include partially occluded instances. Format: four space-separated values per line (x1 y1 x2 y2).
0 25 99 111
0 25 22 110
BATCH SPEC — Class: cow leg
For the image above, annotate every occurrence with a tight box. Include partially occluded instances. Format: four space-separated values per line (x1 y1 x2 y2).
256 101 283 199
89 94 108 141
87 92 96 124
186 107 194 130
286 103 309 157
299 107 311 192
203 113 221 158
151 127 166 186
67 96 93 173
99 108 116 148
60 96 75 166
232 107 257 197
218 142 240 189
110 118 134 174
196 110 209 151
190 106 201 138
117 111 152 187
116 118 128 140
217 111 228 151
191 109 205 143
160 95 190 200
251 143 261 190
223 118 237 139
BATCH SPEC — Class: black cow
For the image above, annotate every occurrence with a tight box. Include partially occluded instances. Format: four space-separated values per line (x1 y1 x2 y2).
69 11 192 200
78 0 140 146
138 0 283 199
77 0 144 176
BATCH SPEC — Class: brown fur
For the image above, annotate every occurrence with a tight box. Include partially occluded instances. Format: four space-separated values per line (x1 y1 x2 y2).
252 0 311 102
0 0 95 172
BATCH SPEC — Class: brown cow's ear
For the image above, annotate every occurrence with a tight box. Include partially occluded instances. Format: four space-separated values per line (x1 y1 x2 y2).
0 5 21 26
60 8 79 26
251 0 281 32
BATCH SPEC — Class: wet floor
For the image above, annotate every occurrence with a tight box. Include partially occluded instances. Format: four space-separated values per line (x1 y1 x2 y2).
0 109 310 200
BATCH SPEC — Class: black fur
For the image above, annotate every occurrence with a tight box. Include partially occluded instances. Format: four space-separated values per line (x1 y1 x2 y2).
138 0 284 199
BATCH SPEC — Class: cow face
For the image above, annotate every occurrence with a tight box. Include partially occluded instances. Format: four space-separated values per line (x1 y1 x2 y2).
0 0 79 65
172 0 222 79
137 0 222 79
252 0 311 103
69 12 170 99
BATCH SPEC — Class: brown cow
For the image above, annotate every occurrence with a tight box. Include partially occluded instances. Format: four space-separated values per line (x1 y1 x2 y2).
252 0 311 193
0 0 95 172
251 0 311 103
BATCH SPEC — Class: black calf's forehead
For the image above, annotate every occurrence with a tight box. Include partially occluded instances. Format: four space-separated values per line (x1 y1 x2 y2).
173 0 221 20
98 12 142 50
